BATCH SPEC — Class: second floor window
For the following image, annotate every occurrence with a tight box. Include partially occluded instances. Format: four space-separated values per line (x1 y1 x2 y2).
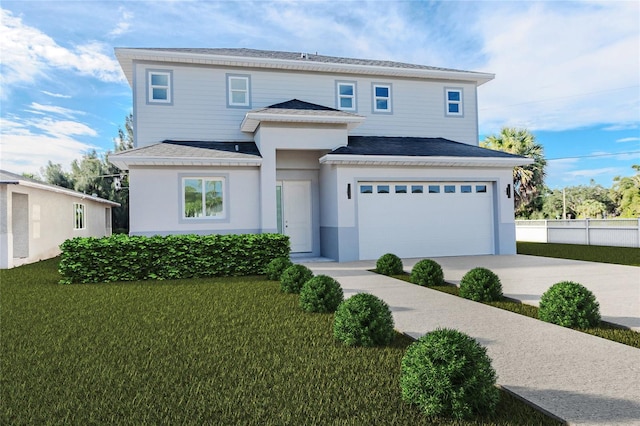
372 83 391 113
148 70 172 104
336 81 356 111
227 74 251 108
445 88 463 116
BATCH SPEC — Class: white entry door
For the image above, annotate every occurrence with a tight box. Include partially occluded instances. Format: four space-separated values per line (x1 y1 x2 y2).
278 181 312 253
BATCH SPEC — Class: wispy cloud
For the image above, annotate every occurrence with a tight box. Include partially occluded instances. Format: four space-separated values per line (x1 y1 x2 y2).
476 1 639 133
108 7 133 38
0 8 124 91
616 137 640 143
27 103 86 119
41 91 71 99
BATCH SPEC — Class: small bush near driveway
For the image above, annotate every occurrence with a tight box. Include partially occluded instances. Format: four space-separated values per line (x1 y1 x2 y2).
410 259 444 286
539 281 601 328
459 267 503 302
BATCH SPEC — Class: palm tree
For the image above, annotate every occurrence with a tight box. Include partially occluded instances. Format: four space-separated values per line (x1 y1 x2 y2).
481 128 546 217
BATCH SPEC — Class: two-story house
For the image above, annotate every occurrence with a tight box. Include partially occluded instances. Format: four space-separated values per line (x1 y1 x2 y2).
110 48 530 261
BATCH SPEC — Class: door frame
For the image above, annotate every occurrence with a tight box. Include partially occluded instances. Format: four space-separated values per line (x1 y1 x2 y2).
277 180 313 253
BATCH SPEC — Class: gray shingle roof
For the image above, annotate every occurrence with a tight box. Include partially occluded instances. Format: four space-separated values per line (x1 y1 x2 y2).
136 48 473 74
330 136 525 158
111 140 261 159
267 99 338 111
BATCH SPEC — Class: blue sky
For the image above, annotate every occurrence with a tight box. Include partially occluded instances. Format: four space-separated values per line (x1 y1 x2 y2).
1 0 638 189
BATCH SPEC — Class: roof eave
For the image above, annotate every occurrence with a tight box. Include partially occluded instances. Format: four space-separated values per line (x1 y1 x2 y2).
4 180 120 206
240 111 366 132
319 154 534 167
114 48 495 85
109 155 263 169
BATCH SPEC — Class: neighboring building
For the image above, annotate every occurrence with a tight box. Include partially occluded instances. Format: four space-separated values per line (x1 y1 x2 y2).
110 48 530 261
0 170 119 269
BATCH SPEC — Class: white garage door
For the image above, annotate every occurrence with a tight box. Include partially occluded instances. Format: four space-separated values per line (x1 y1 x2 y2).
358 182 495 260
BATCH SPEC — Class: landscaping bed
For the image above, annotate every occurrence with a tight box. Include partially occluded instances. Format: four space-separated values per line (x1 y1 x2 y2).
517 242 640 267
1 258 560 425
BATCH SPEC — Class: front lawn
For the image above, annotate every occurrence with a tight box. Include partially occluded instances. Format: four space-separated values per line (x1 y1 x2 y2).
1 259 560 425
517 242 640 266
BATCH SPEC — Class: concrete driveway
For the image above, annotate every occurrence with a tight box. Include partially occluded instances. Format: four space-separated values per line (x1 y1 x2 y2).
402 254 640 331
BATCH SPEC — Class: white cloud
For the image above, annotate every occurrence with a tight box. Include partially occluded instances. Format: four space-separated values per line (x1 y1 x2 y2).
616 137 640 143
28 103 86 119
0 8 124 90
108 7 133 37
476 1 640 133
41 91 71 98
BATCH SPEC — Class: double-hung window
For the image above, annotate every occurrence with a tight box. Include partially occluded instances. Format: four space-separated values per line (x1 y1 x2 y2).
147 70 172 104
183 177 225 219
227 74 251 108
445 88 463 116
73 203 85 230
336 81 357 111
372 83 392 113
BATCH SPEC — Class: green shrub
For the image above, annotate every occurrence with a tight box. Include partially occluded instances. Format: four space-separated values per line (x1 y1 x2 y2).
459 267 503 302
280 264 313 294
538 281 601 328
410 259 444 286
400 328 499 419
299 275 344 313
333 293 395 347
376 253 404 276
58 233 290 284
265 257 293 281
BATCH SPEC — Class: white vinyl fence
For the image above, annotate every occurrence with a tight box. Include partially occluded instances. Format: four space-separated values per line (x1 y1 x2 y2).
516 219 640 248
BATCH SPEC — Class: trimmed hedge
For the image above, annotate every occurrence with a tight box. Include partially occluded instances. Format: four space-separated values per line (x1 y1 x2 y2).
59 233 290 284
401 328 499 419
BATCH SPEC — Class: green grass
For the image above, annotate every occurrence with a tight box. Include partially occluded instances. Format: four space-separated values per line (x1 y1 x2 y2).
517 242 640 266
0 259 561 425
388 273 640 349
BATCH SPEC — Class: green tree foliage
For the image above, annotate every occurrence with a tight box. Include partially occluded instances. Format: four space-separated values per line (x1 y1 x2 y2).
541 180 617 219
39 113 133 232
481 128 546 218
610 165 640 218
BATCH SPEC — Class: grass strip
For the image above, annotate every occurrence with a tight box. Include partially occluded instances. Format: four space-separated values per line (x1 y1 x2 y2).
1 259 560 425
387 272 640 349
517 242 640 266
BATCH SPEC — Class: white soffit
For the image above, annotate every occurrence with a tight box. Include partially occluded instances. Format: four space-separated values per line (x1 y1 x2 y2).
319 154 534 168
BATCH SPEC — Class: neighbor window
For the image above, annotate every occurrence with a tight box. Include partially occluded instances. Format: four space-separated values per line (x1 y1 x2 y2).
336 81 357 111
73 203 85 230
183 178 225 219
372 83 391 113
445 88 463 116
227 74 251 108
147 70 172 104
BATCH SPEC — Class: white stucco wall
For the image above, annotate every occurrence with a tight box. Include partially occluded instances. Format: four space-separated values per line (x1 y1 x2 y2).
1 184 113 269
128 166 261 236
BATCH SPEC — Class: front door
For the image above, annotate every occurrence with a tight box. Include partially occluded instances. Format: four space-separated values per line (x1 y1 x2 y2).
277 181 312 253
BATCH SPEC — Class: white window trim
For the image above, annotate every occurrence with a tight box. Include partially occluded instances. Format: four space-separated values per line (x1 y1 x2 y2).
180 175 228 221
445 87 463 117
73 203 86 230
226 74 251 108
372 83 392 114
147 70 173 105
336 81 357 112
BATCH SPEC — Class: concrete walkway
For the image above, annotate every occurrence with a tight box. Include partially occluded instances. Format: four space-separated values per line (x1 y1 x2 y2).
301 256 640 426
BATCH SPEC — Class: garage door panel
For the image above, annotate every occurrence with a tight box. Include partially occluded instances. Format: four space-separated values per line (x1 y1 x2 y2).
358 182 494 260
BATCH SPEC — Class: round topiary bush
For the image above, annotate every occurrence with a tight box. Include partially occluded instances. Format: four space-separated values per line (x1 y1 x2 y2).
538 281 601 328
265 257 293 281
459 267 503 302
333 293 395 347
376 253 404 276
299 275 344 313
280 264 313 294
410 259 444 286
400 328 499 420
